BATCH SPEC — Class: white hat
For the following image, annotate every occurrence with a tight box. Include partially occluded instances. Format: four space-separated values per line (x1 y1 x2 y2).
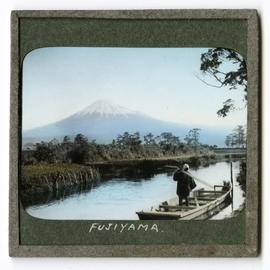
183 164 189 171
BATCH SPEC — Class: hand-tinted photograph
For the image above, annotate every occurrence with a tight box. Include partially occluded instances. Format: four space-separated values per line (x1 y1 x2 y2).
21 47 247 220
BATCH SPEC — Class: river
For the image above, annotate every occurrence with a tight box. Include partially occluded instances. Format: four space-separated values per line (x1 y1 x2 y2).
26 160 245 220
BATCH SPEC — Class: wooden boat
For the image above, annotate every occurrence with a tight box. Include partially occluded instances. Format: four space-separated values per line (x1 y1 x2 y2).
136 184 232 220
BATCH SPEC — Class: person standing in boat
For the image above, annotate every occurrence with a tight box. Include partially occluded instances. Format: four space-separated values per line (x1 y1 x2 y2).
173 163 196 206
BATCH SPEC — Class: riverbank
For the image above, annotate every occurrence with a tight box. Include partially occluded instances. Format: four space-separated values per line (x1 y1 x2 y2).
21 163 100 207
21 153 220 207
87 153 218 179
88 153 218 169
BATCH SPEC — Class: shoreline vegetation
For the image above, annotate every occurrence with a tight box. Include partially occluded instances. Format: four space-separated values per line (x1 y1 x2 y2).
21 154 217 207
21 130 246 207
21 164 100 207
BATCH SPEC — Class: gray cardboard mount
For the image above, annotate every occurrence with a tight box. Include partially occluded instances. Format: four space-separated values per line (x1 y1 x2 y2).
9 9 260 257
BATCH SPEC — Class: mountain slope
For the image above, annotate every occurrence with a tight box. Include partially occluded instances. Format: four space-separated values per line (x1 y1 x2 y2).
23 99 228 146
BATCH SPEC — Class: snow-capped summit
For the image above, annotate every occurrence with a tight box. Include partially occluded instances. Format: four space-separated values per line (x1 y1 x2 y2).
23 99 228 146
74 99 138 117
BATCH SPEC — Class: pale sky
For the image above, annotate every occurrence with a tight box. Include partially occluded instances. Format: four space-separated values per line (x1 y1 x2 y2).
22 47 247 130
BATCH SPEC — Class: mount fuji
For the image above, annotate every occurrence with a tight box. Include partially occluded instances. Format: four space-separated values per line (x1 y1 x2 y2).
23 99 228 146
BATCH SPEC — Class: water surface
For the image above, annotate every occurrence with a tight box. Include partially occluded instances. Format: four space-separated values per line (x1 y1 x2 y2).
26 161 245 220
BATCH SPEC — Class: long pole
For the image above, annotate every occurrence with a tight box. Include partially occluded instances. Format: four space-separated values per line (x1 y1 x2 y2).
184 171 214 189
165 165 214 189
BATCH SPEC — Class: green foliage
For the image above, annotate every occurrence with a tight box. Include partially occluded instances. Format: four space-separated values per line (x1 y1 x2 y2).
63 135 71 144
33 141 56 163
68 146 90 164
224 125 246 148
116 131 142 148
74 133 88 145
236 161 246 195
23 130 213 165
67 134 91 164
21 163 101 207
184 128 201 148
22 163 93 176
157 132 182 153
200 48 247 117
143 133 156 145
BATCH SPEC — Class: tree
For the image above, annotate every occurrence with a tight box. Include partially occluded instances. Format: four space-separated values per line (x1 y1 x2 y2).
156 132 180 152
116 132 141 148
129 132 142 148
68 134 90 163
233 125 246 148
62 135 72 149
143 133 156 145
33 142 56 163
199 48 247 117
74 133 88 146
49 138 60 146
225 135 232 148
68 146 90 164
224 125 246 148
184 128 201 147
63 135 71 144
116 132 129 147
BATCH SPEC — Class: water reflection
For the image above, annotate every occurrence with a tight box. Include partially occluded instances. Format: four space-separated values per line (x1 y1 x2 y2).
25 160 245 220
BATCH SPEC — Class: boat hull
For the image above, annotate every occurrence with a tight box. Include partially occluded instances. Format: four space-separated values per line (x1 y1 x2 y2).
137 212 180 220
136 186 232 220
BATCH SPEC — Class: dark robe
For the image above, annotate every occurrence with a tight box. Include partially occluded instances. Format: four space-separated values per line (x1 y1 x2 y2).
173 169 195 197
